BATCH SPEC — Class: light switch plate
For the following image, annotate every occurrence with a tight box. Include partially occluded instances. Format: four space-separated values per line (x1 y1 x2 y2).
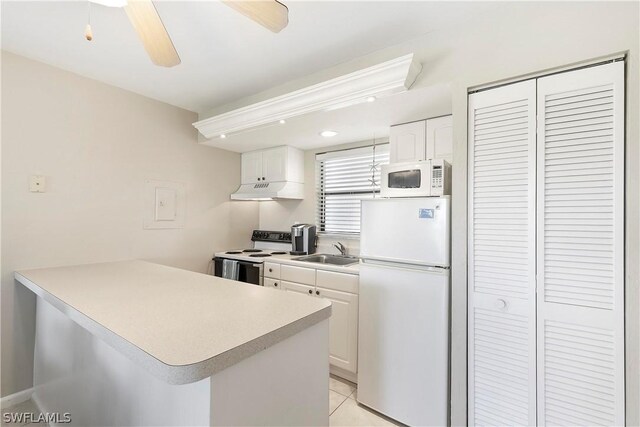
30 175 46 193
154 187 177 221
143 180 185 229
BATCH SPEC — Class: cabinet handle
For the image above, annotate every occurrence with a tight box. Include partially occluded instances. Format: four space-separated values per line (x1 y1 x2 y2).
495 299 507 310
269 268 273 272
308 289 312 294
262 177 266 180
316 290 320 295
274 282 278 287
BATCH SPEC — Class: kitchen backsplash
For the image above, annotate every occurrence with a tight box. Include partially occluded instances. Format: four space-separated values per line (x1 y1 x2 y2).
317 236 360 256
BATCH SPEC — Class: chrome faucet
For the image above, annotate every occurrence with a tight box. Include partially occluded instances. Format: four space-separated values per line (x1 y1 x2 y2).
333 242 347 256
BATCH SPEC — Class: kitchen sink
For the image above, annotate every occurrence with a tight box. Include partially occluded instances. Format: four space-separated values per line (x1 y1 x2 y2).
293 254 360 266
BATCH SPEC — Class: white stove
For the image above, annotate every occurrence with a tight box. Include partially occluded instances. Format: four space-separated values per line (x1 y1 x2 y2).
213 230 293 285
215 248 292 263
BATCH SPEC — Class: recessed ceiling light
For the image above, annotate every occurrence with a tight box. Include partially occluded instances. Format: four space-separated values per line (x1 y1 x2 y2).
366 96 377 102
320 130 338 138
220 134 227 139
279 119 286 124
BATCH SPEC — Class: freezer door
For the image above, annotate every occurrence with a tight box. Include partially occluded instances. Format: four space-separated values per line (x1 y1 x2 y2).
357 260 450 426
360 196 450 267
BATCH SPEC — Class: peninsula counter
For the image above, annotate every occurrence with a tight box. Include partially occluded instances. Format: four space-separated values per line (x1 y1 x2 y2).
15 260 332 426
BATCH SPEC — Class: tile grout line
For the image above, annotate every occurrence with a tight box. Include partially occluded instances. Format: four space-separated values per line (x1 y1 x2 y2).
330 389 353 398
330 393 349 417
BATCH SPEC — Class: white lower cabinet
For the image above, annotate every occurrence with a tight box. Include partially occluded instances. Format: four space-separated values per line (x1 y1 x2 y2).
266 265 359 375
316 286 358 373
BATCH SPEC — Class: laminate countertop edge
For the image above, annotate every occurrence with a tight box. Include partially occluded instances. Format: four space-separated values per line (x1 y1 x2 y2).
15 270 332 385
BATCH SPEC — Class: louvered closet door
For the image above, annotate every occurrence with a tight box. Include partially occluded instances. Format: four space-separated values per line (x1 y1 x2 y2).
468 80 537 426
537 61 624 426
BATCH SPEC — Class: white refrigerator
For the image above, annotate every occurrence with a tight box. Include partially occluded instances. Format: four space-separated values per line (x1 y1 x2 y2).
358 196 450 426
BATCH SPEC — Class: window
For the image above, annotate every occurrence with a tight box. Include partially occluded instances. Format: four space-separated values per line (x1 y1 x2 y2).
316 144 390 234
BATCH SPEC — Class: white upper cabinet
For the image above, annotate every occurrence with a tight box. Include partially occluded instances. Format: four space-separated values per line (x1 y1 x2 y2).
389 116 453 164
426 115 453 164
390 120 426 163
240 146 304 185
241 151 263 184
261 147 288 182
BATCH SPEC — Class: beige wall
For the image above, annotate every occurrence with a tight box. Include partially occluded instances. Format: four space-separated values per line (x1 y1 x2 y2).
231 2 639 424
0 52 259 397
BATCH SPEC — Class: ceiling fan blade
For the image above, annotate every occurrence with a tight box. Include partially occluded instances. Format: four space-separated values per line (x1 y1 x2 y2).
221 1 289 33
124 0 181 67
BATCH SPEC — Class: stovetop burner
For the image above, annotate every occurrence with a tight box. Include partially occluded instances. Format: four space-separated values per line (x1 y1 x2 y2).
249 253 271 258
225 251 242 254
243 249 262 253
270 251 287 255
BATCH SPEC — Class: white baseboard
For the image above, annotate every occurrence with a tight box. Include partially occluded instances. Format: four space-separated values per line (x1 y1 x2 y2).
0 387 33 409
330 365 358 384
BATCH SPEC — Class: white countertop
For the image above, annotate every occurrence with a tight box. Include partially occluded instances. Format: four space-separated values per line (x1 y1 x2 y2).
270 255 360 274
15 260 331 384
215 250 360 274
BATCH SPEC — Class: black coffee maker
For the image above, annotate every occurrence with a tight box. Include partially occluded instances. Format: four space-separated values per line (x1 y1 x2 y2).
290 224 317 255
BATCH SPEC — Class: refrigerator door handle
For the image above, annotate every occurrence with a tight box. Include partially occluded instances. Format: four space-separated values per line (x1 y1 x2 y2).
360 258 450 274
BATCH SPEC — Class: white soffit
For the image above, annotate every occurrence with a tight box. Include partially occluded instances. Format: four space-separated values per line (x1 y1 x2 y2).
192 54 422 139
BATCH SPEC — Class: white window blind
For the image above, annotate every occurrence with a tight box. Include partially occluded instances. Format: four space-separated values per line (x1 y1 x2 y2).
316 144 390 234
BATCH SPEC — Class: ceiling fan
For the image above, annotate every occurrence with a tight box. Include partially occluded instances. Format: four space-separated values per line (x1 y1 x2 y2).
87 0 289 68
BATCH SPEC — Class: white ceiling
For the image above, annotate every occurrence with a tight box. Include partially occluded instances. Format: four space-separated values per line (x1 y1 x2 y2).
1 1 498 113
202 83 452 152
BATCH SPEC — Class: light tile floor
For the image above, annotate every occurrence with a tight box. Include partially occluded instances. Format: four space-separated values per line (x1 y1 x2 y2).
3 376 402 427
329 375 404 426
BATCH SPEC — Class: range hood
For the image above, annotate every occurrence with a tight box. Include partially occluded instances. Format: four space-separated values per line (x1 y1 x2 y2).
230 181 304 201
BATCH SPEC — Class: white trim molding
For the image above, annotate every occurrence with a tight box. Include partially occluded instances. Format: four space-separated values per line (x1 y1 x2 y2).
0 387 34 409
193 54 422 140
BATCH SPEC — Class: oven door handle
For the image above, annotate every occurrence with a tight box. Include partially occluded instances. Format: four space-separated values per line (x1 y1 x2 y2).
235 260 262 269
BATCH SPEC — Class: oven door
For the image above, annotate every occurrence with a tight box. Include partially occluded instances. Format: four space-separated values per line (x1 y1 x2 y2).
380 161 432 198
214 258 263 286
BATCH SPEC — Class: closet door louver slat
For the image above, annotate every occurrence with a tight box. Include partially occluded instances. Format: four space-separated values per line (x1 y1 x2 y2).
468 80 537 426
537 61 624 426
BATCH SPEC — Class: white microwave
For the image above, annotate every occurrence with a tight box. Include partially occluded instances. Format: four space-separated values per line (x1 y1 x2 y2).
380 159 451 198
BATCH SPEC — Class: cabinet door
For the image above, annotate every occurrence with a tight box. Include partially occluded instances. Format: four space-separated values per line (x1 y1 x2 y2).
262 147 287 182
241 151 262 184
537 61 624 426
426 115 453 164
390 120 426 163
316 287 358 374
468 80 537 426
281 280 314 296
